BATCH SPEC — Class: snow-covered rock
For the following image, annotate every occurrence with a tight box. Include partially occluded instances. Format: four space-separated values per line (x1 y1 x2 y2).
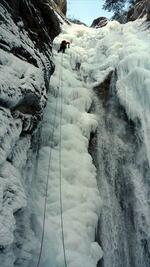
91 17 108 28
0 0 62 266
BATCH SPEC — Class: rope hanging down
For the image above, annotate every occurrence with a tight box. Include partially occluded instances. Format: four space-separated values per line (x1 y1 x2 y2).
59 54 68 267
36 53 67 267
36 74 59 267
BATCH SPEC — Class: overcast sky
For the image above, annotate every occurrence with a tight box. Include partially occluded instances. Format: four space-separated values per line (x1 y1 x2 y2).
67 0 113 26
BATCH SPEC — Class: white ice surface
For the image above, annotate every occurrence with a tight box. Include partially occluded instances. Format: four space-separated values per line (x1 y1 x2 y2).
34 18 150 267
34 24 102 267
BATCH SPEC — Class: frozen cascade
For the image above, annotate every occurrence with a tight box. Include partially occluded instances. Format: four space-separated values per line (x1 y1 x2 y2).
0 17 148 267
32 19 150 267
95 74 150 267
32 31 103 267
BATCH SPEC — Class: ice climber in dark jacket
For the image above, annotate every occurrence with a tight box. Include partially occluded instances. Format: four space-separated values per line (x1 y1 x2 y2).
58 40 70 53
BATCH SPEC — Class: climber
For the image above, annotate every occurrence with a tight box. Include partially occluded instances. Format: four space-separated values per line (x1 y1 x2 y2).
58 40 70 53
75 62 81 71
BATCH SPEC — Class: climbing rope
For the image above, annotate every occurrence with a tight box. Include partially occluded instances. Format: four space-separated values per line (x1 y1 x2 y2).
36 78 59 267
59 54 68 267
36 53 67 267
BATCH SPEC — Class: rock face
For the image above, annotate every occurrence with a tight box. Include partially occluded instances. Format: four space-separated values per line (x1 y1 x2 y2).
69 18 87 26
54 0 67 14
0 0 62 266
112 0 150 24
146 0 150 20
127 0 150 21
91 17 108 28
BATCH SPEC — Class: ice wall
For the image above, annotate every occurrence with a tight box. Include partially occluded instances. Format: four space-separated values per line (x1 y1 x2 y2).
96 77 150 267
32 30 103 267
57 18 150 267
91 20 150 267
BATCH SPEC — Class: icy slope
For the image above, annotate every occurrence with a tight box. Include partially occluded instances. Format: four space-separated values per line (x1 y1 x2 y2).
34 26 103 267
34 18 150 267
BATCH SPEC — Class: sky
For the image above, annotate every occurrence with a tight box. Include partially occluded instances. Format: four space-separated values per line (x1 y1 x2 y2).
67 0 113 26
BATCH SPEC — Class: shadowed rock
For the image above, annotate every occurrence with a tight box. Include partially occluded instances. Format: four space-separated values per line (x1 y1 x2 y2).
91 17 108 28
127 0 150 21
0 1 63 266
53 0 67 15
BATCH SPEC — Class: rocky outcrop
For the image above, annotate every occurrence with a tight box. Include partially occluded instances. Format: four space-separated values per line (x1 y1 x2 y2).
93 71 113 107
69 18 87 26
91 17 108 28
110 0 150 24
127 0 150 21
54 0 67 15
147 1 150 21
0 0 62 266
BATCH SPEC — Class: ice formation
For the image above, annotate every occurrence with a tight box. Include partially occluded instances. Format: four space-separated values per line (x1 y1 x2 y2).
33 18 150 267
0 2 150 266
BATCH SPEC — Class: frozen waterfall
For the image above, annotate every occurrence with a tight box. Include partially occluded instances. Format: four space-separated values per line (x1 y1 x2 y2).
95 74 150 267
32 19 150 267
1 18 149 267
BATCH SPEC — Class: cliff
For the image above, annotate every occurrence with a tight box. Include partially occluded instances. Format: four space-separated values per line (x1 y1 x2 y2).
0 0 63 266
91 17 108 28
53 0 67 15
127 0 150 21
